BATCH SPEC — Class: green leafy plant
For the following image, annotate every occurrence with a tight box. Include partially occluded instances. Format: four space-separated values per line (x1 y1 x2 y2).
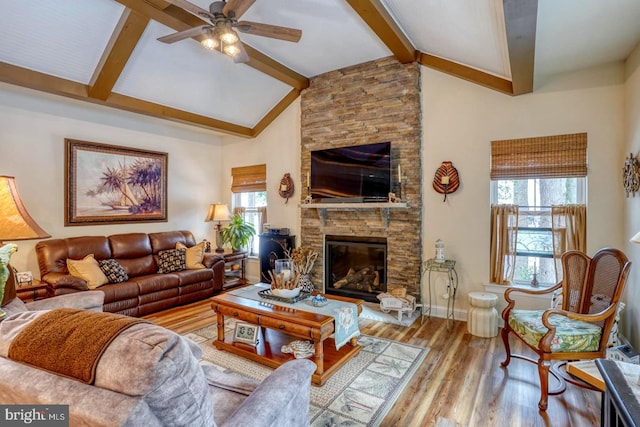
220 214 256 251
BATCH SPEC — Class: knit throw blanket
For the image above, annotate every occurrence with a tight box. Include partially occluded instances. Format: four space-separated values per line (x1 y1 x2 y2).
8 308 146 384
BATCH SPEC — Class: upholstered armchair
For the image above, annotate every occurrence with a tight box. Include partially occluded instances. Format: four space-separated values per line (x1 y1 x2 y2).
500 248 631 411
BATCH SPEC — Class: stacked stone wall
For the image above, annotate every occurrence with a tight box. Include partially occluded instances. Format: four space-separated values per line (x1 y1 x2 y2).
300 56 422 295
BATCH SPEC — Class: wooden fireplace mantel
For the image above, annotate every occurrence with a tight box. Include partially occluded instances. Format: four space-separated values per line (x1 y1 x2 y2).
300 202 408 228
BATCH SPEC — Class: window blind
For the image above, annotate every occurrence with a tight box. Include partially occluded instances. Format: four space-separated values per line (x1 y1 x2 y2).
491 133 587 179
231 164 266 193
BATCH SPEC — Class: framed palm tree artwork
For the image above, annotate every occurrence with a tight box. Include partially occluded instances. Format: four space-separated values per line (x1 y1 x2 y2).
65 139 168 225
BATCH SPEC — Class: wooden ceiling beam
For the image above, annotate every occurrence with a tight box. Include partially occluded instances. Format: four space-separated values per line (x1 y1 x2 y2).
114 0 308 90
418 53 513 95
503 0 538 95
88 8 149 100
0 61 253 137
346 0 416 63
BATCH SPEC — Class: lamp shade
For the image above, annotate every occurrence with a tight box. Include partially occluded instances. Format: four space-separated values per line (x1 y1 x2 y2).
630 231 640 244
204 203 231 223
0 176 50 241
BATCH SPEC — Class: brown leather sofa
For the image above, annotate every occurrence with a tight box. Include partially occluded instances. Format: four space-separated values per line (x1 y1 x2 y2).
35 231 224 316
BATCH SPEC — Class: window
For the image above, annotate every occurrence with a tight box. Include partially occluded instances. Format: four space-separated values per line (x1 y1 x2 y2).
491 178 585 285
490 133 587 285
232 191 266 255
230 164 267 256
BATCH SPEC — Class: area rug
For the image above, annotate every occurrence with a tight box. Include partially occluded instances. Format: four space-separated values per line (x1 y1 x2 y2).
360 302 422 327
185 320 428 427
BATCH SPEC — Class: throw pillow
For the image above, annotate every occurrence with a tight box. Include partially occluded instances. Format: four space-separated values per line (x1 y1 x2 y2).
67 254 109 289
98 259 129 284
157 248 186 274
176 242 205 270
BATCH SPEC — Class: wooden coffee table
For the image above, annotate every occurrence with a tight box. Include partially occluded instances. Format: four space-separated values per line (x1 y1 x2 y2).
210 286 363 385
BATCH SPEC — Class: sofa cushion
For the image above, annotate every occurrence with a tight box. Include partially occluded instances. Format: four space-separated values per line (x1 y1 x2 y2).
109 233 153 259
177 242 206 270
149 231 196 254
67 255 109 289
157 249 186 274
99 259 129 284
134 274 180 295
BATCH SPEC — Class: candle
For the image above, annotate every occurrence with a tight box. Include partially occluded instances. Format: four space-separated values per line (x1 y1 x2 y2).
282 269 291 281
306 172 310 188
441 175 450 185
398 164 402 182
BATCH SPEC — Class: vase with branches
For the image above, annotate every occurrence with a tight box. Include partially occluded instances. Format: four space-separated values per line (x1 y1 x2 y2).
286 246 318 292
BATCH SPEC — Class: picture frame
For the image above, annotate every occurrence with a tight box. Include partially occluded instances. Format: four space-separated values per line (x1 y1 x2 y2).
233 322 260 345
15 271 33 287
65 139 168 226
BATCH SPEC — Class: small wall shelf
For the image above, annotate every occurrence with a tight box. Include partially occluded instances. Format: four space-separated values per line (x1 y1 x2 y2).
300 202 408 227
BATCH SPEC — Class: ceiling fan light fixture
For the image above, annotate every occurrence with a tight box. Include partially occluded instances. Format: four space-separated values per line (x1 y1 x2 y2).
223 43 241 57
200 28 218 50
220 26 239 44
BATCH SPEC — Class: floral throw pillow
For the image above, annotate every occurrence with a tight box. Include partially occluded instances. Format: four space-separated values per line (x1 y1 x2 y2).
157 248 186 274
98 259 129 284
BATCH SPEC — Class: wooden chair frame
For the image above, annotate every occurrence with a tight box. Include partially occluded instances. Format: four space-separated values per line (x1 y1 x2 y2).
500 248 631 411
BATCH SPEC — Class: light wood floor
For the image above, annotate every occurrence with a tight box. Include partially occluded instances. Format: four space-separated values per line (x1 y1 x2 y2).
143 298 601 427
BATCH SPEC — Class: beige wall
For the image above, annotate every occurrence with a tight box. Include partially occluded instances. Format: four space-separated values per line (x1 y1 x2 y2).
623 43 640 349
220 100 302 282
0 83 224 276
421 64 627 317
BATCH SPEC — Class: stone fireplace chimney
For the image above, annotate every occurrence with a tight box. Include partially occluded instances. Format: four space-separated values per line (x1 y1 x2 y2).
300 57 423 298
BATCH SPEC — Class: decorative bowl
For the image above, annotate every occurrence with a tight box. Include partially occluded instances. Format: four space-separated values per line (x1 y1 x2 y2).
311 294 328 307
271 287 301 298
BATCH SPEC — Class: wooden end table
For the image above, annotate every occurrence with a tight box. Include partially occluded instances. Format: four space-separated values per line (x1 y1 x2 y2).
16 280 49 302
210 286 363 385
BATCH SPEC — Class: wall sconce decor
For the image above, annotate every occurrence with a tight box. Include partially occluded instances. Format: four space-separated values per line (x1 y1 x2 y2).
623 153 640 198
278 173 294 203
433 161 460 202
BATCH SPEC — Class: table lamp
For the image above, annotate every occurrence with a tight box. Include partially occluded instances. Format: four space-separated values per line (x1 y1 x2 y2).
205 203 231 253
0 176 51 318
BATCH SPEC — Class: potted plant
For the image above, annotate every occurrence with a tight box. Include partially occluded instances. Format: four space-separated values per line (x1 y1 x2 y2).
220 214 256 252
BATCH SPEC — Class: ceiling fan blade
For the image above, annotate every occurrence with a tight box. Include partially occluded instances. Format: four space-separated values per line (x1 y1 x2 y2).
158 25 210 44
223 0 256 19
232 41 250 64
163 0 215 20
237 21 302 42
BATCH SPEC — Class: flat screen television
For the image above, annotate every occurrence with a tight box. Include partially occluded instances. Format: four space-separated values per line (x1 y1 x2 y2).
310 141 391 202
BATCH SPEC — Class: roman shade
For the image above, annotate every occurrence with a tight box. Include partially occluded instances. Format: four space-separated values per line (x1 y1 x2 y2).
490 133 587 180
231 164 266 193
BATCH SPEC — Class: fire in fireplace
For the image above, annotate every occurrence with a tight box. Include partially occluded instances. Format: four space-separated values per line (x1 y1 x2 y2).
324 235 387 302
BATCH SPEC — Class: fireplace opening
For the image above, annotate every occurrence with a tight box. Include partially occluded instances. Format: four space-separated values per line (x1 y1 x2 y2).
324 235 386 303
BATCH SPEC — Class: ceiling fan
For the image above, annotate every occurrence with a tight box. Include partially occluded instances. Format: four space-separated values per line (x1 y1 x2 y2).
157 0 302 63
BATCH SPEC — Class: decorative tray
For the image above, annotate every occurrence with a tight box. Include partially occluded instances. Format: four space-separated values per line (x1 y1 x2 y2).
258 289 311 304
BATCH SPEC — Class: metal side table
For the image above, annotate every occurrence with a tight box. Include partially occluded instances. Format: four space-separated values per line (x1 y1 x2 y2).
419 259 458 330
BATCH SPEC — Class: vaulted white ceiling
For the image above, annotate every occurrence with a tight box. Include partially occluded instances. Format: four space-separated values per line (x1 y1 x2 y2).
0 0 639 137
